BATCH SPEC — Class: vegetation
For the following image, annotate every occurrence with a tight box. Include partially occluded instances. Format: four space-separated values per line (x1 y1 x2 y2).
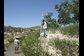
20 30 50 56
49 38 79 56
4 33 14 51
4 0 79 56
59 23 79 37
43 0 79 27
43 0 79 37
55 0 79 25
44 12 60 29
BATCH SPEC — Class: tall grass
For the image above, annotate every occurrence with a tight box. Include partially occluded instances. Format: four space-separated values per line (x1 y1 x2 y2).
59 23 79 37
49 38 79 56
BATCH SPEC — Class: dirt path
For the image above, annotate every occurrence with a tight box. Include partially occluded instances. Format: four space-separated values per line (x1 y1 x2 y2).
5 42 25 56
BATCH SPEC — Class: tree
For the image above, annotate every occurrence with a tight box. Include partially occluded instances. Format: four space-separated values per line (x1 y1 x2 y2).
55 0 79 25
44 12 59 28
71 0 79 22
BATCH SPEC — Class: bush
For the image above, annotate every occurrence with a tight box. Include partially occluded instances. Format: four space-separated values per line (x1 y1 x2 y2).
50 38 79 56
4 34 14 52
59 23 79 37
4 39 9 51
20 30 50 56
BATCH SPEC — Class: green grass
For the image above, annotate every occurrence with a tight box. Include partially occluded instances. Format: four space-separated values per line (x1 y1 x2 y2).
59 23 79 37
49 38 79 56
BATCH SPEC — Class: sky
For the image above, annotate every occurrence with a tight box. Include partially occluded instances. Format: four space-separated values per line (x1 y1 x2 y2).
4 0 64 28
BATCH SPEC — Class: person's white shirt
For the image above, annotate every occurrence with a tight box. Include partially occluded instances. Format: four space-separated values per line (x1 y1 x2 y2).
43 22 47 29
14 39 20 46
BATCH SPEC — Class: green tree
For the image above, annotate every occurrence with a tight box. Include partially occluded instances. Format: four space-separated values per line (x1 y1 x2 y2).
71 0 79 22
55 0 79 25
44 12 59 28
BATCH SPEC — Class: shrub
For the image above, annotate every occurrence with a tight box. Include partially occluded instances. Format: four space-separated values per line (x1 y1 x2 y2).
20 30 50 56
4 39 9 51
50 38 79 56
59 23 79 37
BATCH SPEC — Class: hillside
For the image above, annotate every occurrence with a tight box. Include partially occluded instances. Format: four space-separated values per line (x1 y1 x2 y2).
4 25 40 33
30 26 40 30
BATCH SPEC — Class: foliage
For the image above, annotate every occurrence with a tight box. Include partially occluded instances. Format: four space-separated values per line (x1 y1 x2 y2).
55 0 79 25
50 38 79 56
59 23 79 37
20 30 50 56
44 12 60 29
4 39 9 51
4 34 14 51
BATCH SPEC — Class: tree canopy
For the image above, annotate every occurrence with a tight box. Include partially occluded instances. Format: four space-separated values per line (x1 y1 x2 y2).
44 12 59 28
55 0 79 25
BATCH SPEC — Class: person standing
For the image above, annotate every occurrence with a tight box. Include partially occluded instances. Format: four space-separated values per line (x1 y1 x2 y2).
41 19 48 38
